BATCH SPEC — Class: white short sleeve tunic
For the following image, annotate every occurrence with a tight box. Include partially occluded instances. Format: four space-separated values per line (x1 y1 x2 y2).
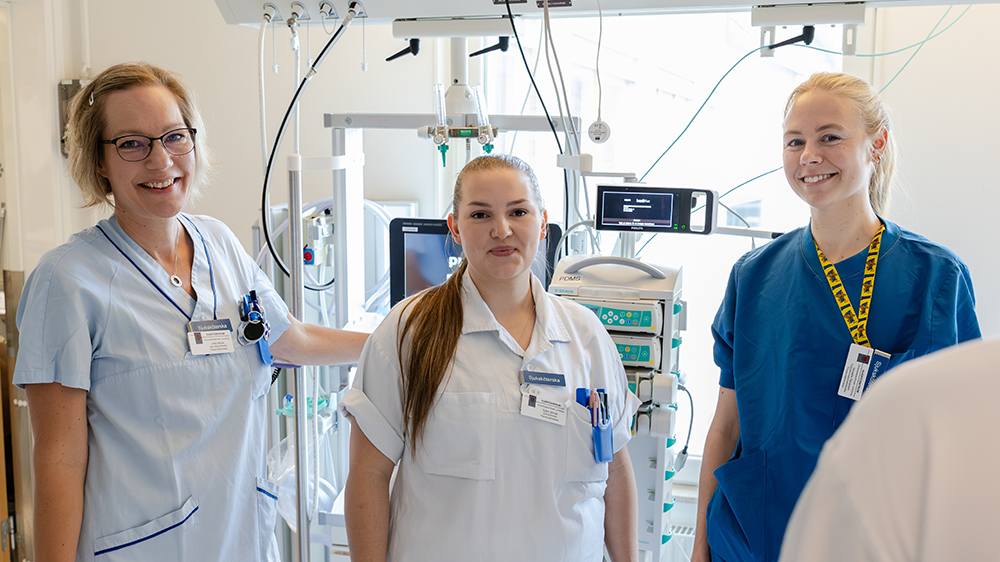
13 214 291 562
340 272 640 562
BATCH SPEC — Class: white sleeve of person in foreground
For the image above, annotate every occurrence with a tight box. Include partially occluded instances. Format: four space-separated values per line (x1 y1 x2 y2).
779 337 1000 562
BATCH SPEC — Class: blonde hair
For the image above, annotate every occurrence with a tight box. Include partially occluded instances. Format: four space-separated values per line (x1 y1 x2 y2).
398 155 543 453
785 72 896 215
65 63 213 208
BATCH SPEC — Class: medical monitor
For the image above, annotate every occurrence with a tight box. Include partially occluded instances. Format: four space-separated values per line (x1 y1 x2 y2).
389 218 562 307
595 185 716 235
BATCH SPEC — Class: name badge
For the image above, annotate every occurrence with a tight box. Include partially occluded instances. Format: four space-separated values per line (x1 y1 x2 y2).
520 386 567 426
188 318 235 356
839 343 890 400
520 370 566 387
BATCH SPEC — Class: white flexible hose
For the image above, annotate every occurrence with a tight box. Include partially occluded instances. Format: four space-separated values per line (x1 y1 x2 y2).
258 16 271 174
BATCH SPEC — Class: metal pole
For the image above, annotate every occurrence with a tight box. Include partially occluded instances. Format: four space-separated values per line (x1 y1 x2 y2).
287 154 311 562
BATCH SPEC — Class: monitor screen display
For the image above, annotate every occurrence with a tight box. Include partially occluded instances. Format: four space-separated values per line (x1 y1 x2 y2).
389 218 561 307
599 189 674 230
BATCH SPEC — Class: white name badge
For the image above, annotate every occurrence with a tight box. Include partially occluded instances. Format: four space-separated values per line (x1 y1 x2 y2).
839 343 890 401
520 387 567 426
188 319 236 356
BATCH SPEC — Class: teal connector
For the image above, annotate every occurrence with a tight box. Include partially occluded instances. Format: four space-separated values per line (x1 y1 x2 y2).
275 396 330 418
667 436 677 448
672 337 682 348
673 303 683 314
438 144 449 167
664 469 675 480
668 403 678 411
483 143 494 154
664 499 675 512
662 532 672 544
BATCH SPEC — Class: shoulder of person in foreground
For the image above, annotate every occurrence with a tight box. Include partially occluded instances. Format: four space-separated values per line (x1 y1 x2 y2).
780 337 1000 562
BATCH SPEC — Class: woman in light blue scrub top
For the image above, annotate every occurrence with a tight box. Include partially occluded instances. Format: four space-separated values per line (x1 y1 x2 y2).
13 63 368 562
692 73 980 562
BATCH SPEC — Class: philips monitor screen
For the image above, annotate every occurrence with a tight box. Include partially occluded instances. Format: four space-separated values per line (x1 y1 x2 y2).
389 218 562 307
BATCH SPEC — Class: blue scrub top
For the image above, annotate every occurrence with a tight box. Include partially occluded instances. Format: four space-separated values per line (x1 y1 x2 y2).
13 214 291 562
707 219 980 562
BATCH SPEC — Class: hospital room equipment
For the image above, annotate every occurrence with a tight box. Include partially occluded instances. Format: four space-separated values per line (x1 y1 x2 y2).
549 255 685 561
387 217 562 306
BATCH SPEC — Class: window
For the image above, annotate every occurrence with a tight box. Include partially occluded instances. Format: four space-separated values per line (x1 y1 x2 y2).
487 12 842 458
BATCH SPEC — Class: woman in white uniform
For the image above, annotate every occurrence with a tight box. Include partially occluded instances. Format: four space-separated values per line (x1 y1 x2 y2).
341 155 641 562
13 63 368 562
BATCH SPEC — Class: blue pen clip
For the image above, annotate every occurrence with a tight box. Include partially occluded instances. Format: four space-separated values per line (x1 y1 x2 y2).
577 387 613 463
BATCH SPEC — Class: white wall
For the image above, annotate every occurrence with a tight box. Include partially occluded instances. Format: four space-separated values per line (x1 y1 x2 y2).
856 5 1000 336
2 0 999 335
2 0 449 274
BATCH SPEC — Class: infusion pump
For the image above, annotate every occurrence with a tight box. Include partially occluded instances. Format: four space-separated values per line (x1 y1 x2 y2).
549 255 685 559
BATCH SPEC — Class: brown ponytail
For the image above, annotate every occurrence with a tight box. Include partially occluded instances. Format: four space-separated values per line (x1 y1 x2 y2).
397 154 543 454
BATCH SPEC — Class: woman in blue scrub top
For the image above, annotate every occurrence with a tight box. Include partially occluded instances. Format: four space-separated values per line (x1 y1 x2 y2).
692 73 980 562
14 63 368 562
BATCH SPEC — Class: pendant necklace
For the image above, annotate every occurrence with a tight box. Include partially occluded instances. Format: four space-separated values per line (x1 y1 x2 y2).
169 227 183 288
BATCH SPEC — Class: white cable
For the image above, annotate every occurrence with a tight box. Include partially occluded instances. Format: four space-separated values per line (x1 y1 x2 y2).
541 0 570 156
594 0 604 122
556 220 600 255
509 23 545 155
290 22 301 155
258 16 271 174
543 1 582 155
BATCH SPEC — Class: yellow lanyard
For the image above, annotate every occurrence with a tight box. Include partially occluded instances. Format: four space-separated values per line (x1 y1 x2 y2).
815 225 885 347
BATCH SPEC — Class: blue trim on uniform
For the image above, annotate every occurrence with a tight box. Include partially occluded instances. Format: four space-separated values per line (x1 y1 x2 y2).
183 215 218 320
95 224 191 321
256 486 278 500
93 506 199 556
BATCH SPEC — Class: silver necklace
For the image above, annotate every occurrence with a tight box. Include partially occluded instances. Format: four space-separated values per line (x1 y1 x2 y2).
169 228 183 288
517 306 536 346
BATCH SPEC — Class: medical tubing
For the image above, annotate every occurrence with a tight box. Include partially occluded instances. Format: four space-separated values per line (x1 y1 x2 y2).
800 5 970 59
541 3 572 156
260 9 357 288
504 0 563 154
640 46 765 182
649 6 968 205
878 6 953 94
259 16 271 174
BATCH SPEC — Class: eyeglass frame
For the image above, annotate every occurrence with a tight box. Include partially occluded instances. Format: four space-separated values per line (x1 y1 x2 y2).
101 127 198 162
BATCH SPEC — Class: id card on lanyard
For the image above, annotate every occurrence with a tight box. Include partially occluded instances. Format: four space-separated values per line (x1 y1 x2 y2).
816 224 892 401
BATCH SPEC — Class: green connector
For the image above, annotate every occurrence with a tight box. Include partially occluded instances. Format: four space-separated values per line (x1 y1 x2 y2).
438 144 449 167
662 532 672 544
483 143 494 154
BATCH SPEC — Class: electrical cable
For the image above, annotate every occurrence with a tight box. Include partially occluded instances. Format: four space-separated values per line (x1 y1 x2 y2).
674 383 694 472
260 5 359 289
504 0 563 154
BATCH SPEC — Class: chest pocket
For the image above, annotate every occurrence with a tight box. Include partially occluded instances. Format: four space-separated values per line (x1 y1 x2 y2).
565 402 610 482
414 392 497 480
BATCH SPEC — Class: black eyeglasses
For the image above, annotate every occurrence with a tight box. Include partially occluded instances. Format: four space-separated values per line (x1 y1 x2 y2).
102 127 197 162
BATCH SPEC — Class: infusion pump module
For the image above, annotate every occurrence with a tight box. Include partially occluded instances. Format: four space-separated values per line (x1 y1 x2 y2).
549 255 685 560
